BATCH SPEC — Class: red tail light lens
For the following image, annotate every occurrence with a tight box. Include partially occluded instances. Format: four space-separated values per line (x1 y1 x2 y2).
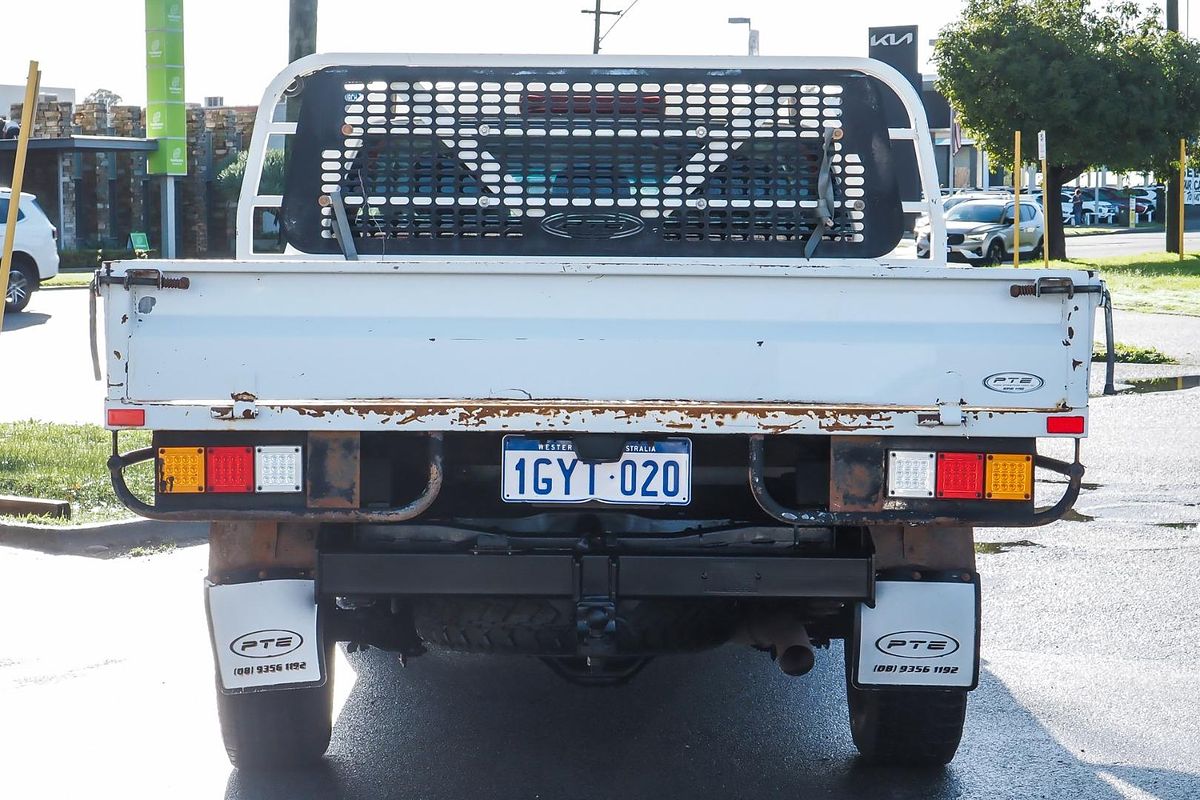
107 408 145 427
1046 416 1085 434
205 447 255 493
936 452 985 499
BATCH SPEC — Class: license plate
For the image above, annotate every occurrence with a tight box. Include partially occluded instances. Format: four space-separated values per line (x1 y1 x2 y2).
501 436 691 505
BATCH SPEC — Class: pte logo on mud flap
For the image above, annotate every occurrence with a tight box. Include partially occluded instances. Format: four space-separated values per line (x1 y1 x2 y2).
874 630 960 659
540 213 644 240
983 372 1045 394
230 629 303 659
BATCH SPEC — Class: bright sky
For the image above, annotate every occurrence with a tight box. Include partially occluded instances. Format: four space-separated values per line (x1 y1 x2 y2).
2 0 1181 108
0 0 970 108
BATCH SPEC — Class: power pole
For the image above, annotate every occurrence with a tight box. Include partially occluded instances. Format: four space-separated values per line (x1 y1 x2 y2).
289 0 318 64
286 0 318 133
581 1 621 54
1167 0 1184 253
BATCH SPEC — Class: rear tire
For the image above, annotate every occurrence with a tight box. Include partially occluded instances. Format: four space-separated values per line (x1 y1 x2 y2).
844 648 967 766
216 641 334 769
4 262 35 313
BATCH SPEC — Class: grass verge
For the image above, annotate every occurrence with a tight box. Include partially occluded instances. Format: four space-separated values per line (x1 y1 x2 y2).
0 422 151 525
1092 341 1178 364
1064 223 1162 238
1050 253 1200 316
40 271 95 289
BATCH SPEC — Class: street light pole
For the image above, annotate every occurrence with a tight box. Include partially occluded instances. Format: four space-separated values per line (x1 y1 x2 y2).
728 17 760 55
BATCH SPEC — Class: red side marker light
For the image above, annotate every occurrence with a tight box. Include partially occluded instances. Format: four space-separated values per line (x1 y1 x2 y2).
1047 416 1085 434
107 408 145 427
206 447 255 494
936 452 985 499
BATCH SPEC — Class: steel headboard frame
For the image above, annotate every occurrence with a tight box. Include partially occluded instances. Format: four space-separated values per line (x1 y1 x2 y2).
235 54 946 266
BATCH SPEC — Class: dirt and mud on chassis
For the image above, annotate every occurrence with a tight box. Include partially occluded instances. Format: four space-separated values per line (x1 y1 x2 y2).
97 54 1109 770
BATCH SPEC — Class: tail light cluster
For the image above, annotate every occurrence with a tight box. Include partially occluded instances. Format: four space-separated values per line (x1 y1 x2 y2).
157 445 303 495
887 449 1033 501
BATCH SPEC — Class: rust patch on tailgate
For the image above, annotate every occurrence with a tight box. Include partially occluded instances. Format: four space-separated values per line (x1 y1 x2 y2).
271 400 906 432
307 432 360 509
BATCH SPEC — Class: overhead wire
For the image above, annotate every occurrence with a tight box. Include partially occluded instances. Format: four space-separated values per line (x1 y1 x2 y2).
598 0 644 45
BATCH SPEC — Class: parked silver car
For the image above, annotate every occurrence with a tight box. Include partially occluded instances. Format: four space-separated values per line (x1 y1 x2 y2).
916 198 1043 264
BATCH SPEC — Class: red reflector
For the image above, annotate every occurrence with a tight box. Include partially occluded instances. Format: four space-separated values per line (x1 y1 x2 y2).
206 447 255 494
107 408 145 427
1047 416 1085 434
936 452 985 499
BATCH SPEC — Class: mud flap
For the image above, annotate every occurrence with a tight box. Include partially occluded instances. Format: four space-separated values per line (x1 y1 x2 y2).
206 578 326 694
851 574 980 690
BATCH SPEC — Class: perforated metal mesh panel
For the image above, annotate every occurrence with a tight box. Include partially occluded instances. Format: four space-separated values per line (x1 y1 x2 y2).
282 67 906 258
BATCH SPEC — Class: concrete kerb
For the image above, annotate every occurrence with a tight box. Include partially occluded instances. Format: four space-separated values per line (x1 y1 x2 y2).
0 517 208 557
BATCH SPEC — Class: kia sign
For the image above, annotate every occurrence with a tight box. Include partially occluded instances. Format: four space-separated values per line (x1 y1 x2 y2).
868 25 919 90
868 25 921 203
869 30 915 48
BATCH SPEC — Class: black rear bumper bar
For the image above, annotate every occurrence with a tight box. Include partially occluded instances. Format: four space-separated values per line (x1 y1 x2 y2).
318 551 876 604
109 433 1084 527
748 436 1085 528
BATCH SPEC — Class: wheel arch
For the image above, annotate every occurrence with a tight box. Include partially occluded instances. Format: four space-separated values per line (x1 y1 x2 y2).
9 251 40 287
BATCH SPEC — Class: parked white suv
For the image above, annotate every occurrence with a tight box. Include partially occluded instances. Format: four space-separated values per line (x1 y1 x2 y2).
2 189 59 313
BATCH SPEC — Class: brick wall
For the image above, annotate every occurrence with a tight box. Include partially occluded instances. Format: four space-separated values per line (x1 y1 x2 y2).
9 100 73 137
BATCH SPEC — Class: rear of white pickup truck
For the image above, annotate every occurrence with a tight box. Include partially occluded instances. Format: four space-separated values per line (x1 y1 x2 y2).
98 54 1105 770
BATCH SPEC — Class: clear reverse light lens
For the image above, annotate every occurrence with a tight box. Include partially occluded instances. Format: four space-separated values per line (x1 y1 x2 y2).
255 446 303 493
887 450 936 498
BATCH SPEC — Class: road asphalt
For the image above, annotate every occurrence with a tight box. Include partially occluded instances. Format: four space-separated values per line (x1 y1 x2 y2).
0 287 106 424
1067 229 1200 260
0 384 1197 799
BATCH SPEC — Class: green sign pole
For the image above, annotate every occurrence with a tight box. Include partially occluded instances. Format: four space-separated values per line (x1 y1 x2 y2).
145 0 186 176
145 0 185 257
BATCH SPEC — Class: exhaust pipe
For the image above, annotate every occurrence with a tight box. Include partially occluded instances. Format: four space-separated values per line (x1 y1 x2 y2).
740 613 816 677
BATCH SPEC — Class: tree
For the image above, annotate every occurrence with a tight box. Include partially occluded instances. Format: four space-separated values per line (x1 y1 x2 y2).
215 149 286 197
84 88 122 127
934 0 1200 259
84 88 122 107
